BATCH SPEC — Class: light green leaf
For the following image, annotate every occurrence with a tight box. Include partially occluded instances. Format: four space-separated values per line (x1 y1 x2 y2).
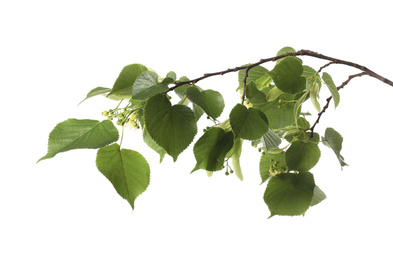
107 64 148 97
285 140 321 172
238 65 269 91
259 151 286 183
255 74 273 90
276 46 296 64
310 185 327 207
186 86 225 119
96 143 150 209
229 104 269 140
132 71 169 100
79 87 111 105
230 138 243 181
322 127 348 168
166 71 177 82
261 129 282 153
322 72 340 108
192 127 234 172
264 172 315 217
269 57 306 94
144 94 197 161
303 65 322 86
310 82 321 112
38 119 119 162
142 126 166 163
266 86 283 102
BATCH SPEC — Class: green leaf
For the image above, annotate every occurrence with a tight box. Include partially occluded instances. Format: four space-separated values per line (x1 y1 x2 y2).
310 82 321 112
276 46 296 64
261 129 282 153
322 72 340 108
166 71 177 82
238 65 269 91
255 93 298 129
96 143 150 209
310 185 327 207
192 127 234 172
79 87 111 105
269 56 306 94
229 104 269 140
143 126 166 163
264 172 315 217
259 151 286 183
132 71 169 100
285 140 321 172
38 119 119 162
246 82 267 104
230 138 243 181
144 94 197 161
186 86 225 119
322 127 348 168
303 65 322 86
265 86 283 102
107 64 148 97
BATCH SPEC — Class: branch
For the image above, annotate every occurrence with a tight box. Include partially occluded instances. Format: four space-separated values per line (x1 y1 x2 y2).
309 72 367 137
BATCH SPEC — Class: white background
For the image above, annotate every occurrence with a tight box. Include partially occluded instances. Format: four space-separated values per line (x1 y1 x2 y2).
1 0 393 259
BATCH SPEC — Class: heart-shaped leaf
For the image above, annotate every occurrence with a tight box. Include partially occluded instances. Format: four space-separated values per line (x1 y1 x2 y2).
132 71 169 100
285 140 321 172
186 86 225 119
269 56 306 94
144 94 197 161
107 64 147 97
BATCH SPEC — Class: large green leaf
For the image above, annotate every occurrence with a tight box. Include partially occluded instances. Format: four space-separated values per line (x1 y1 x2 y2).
269 57 306 94
322 127 348 168
186 86 225 119
107 64 147 97
264 172 315 217
96 143 150 209
144 94 197 161
132 71 169 100
79 87 111 105
229 104 269 140
192 127 234 172
285 140 321 172
38 119 119 162
322 72 340 108
259 151 286 183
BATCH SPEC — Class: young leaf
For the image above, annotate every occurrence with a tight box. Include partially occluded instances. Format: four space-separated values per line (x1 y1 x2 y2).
192 127 234 172
285 140 321 172
186 86 225 119
269 56 306 94
264 172 315 217
265 86 283 102
79 87 111 105
132 71 169 100
259 151 286 183
310 185 327 207
322 72 340 108
38 119 119 162
144 94 197 161
261 129 282 153
310 82 321 112
238 65 269 91
275 46 296 64
96 143 150 209
229 104 269 140
230 138 243 181
322 127 348 168
107 64 148 98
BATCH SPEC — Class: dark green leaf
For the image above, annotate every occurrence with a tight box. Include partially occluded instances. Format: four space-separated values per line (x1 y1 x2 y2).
322 127 348 168
310 185 327 207
174 76 190 98
229 104 269 140
285 140 321 172
264 172 315 217
79 87 111 105
143 126 166 162
186 86 225 119
259 151 286 183
107 64 147 97
132 71 169 100
322 72 340 108
96 143 150 209
38 119 119 162
269 57 306 94
144 94 197 161
192 127 234 172
246 82 267 104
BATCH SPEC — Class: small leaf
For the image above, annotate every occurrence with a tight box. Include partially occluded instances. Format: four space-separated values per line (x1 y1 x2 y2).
285 140 321 172
144 94 197 161
264 172 315 217
79 87 111 105
276 46 296 64
166 71 177 82
310 185 327 207
322 127 348 168
266 86 283 102
259 151 286 183
238 65 269 91
229 104 269 140
230 138 243 181
322 72 340 108
269 57 306 94
132 71 169 100
261 129 282 153
38 119 119 162
186 86 225 119
192 127 234 172
246 82 267 104
96 143 150 209
107 64 148 97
